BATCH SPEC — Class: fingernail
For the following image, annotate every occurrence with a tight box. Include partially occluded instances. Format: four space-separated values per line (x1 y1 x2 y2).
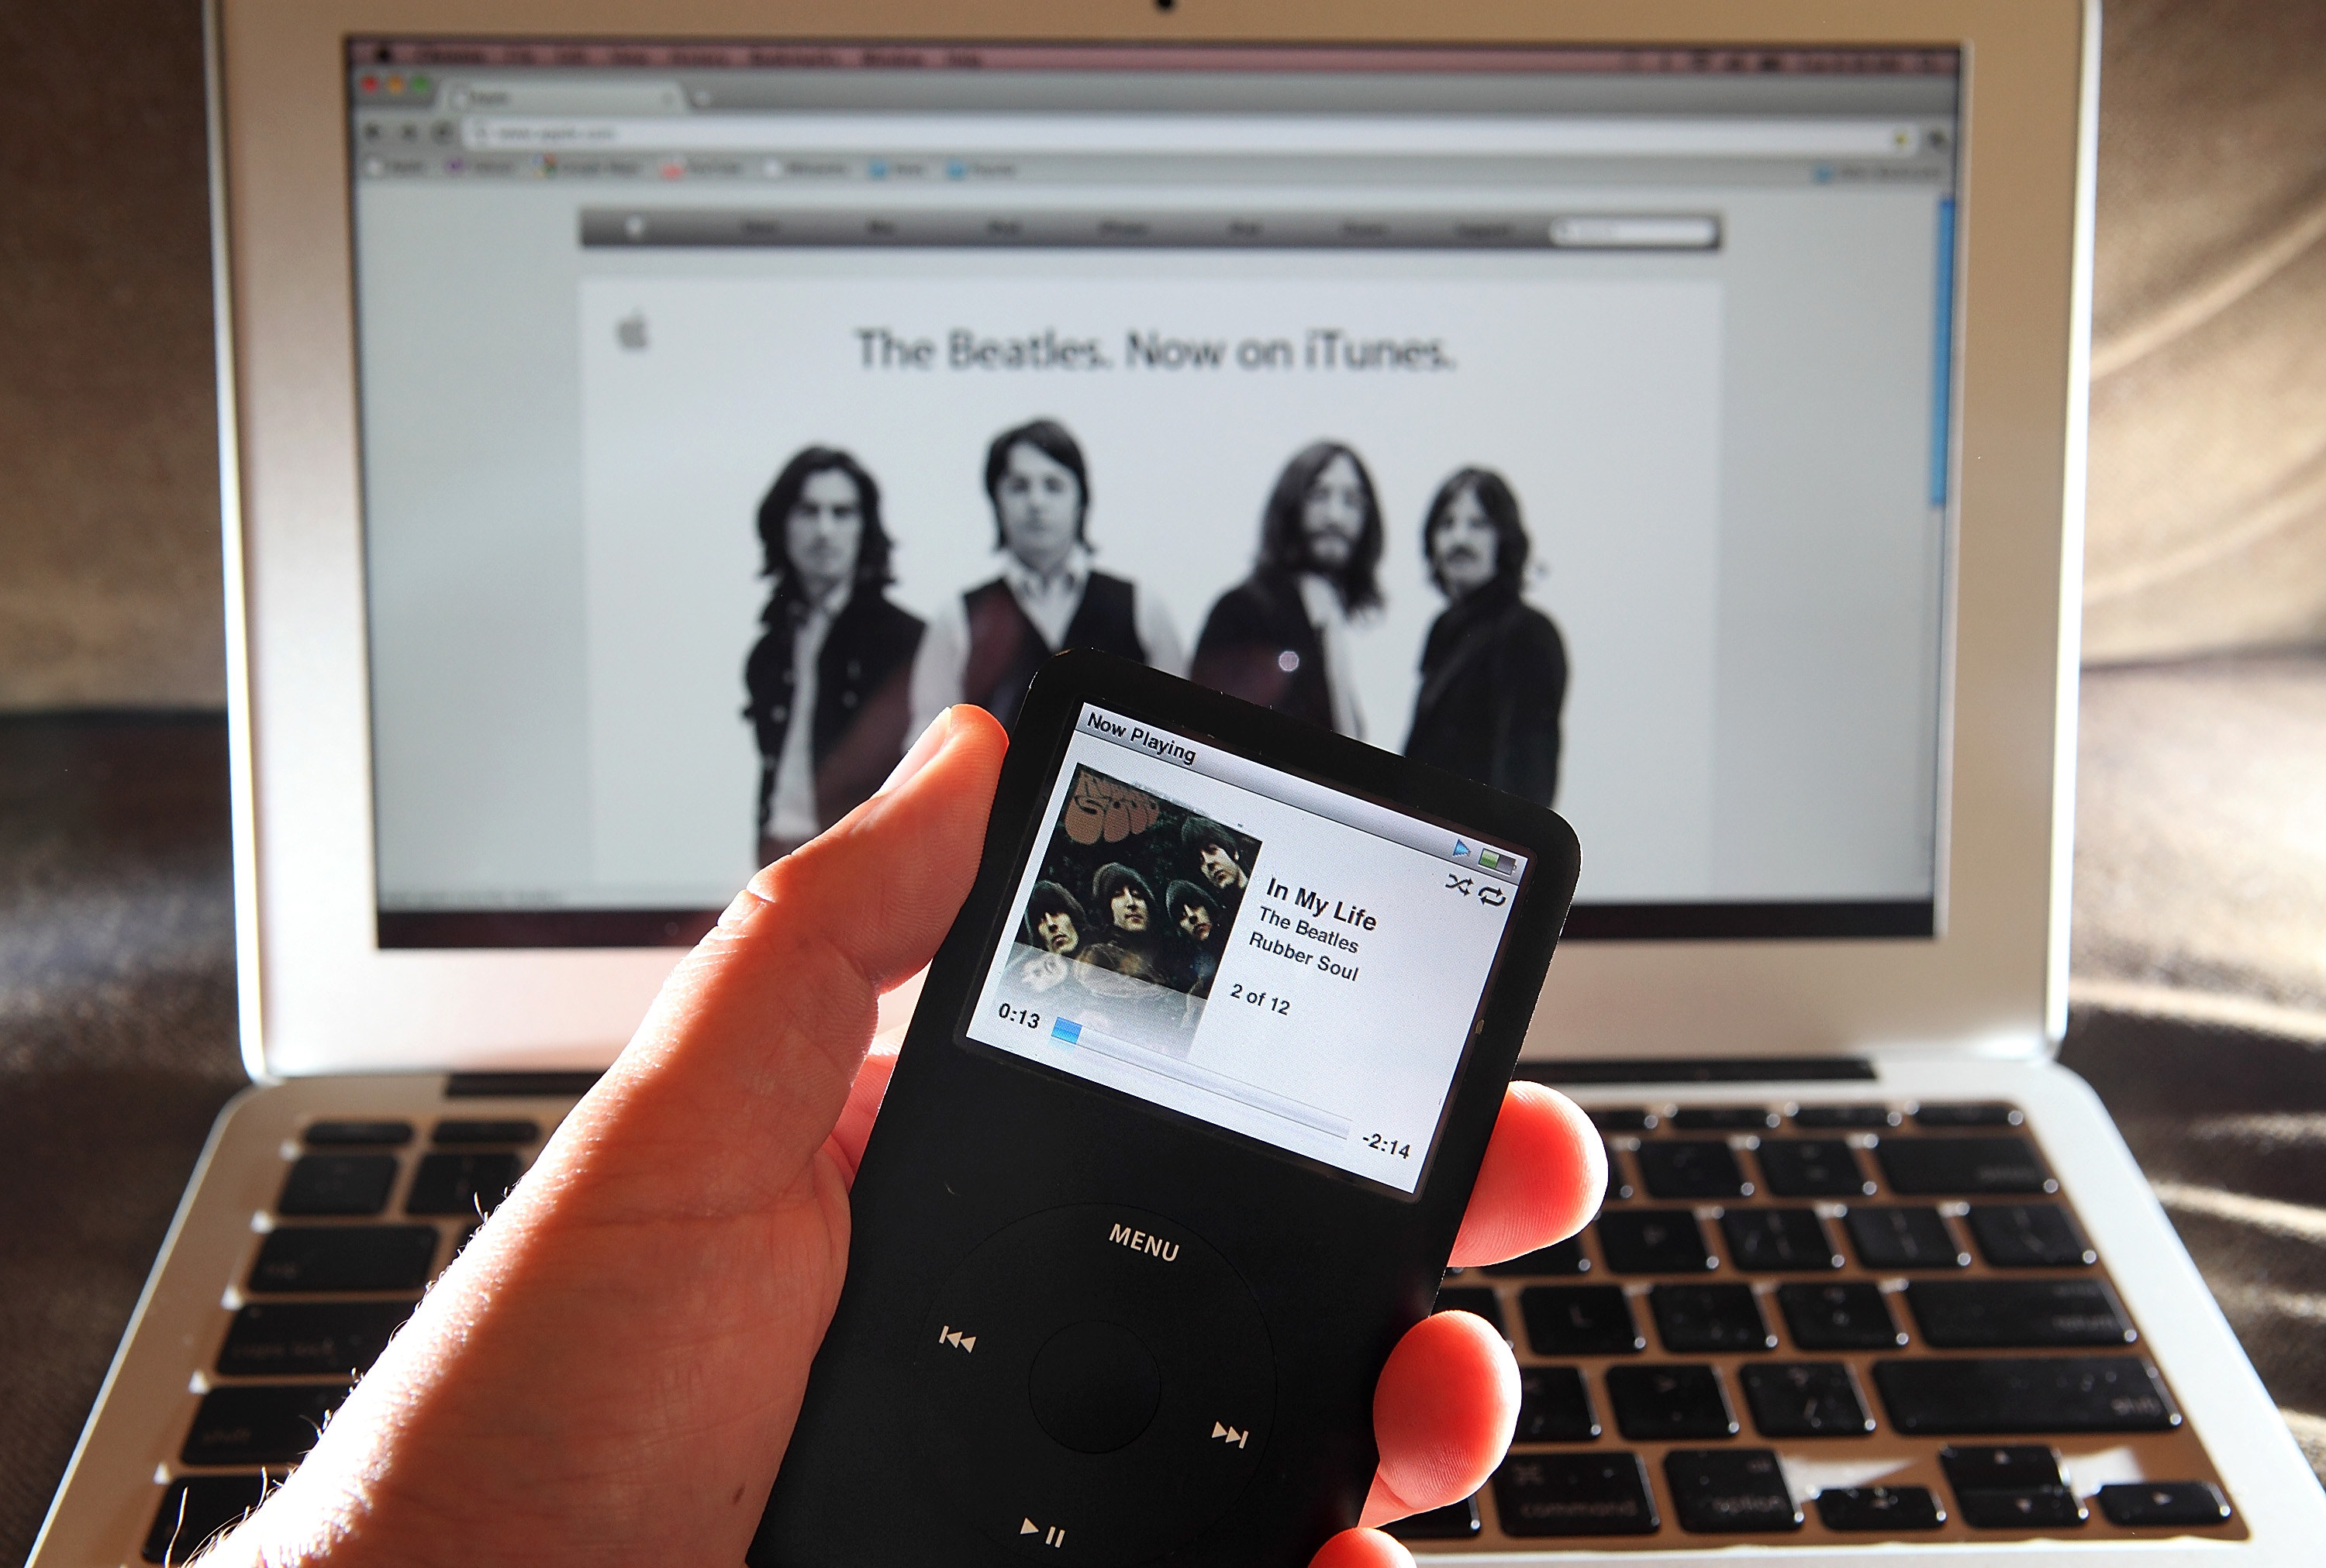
878 708 954 796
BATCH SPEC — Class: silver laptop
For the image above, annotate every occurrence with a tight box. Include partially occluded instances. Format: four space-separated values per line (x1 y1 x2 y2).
33 1 2325 1561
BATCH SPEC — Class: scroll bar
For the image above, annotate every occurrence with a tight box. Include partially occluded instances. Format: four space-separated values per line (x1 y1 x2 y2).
1930 196 1957 508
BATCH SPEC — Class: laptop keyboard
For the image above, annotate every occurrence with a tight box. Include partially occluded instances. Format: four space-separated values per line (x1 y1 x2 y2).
143 1098 2241 1561
1396 1099 2244 1549
143 1115 533 1564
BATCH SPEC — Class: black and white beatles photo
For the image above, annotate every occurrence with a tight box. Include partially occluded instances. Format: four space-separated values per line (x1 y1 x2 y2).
742 422 1570 863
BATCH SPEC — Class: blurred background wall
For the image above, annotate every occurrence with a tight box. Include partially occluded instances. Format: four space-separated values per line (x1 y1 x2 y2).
2086 1 2326 660
2 2 2324 708
0 0 219 709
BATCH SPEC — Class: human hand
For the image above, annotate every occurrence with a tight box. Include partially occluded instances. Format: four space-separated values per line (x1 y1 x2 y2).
200 707 1605 1567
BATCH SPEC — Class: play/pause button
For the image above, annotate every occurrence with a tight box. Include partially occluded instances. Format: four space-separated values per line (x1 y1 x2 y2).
1020 1517 1066 1548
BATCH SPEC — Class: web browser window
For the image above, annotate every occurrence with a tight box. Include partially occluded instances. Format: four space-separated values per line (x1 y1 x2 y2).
965 704 1527 1195
347 40 1959 948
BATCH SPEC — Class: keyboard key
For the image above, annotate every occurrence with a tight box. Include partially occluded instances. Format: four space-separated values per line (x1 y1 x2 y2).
1485 1236 1589 1277
1517 1366 1600 1442
1492 1451 1658 1536
1845 1205 1969 1269
144 1475 271 1564
1603 1144 1636 1201
433 1118 540 1145
1635 1140 1750 1198
1669 1107 1779 1131
1596 1210 1717 1273
2095 1481 2231 1528
1875 1356 2179 1434
1816 1485 1945 1531
1938 1446 2086 1529
1740 1362 1874 1437
405 1151 524 1217
1649 1284 1775 1353
1776 1282 1906 1350
1915 1102 2024 1128
1906 1279 2134 1348
1589 1108 1657 1132
302 1119 413 1147
248 1225 438 1293
181 1383 352 1466
1794 1104 1900 1129
1384 1496 1480 1539
1969 1204 2096 1267
1435 1285 1509 1342
216 1299 419 1377
1955 1487 2086 1528
1664 1448 1802 1533
1939 1443 2062 1491
1521 1285 1646 1356
1606 1365 1738 1441
1876 1137 2055 1195
275 1153 399 1217
1754 1139 1873 1198
1721 1208 1843 1271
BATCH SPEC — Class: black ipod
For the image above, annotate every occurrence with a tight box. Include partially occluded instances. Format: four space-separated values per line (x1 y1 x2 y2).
751 650 1579 1566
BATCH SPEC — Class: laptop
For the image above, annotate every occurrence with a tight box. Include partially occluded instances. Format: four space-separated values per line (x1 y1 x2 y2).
33 0 2326 1561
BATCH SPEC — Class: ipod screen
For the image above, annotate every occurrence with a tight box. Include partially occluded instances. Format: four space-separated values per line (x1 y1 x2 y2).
966 703 1527 1194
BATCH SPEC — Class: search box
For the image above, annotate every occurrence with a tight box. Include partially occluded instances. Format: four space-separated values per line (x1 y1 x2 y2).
1550 215 1722 250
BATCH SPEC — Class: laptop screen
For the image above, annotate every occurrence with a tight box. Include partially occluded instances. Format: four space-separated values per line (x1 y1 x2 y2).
346 39 1959 949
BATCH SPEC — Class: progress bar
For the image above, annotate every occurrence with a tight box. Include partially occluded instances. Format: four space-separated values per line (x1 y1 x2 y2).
1051 1017 1351 1140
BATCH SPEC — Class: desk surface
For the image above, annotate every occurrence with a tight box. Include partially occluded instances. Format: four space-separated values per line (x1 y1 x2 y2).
2 696 2320 1563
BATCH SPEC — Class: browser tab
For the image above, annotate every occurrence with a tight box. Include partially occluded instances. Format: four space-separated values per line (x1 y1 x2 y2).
443 79 688 115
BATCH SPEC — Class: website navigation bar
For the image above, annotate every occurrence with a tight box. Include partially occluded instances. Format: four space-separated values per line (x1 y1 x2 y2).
575 206 1724 252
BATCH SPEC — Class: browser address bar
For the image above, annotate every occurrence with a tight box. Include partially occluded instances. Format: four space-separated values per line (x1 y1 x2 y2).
461 113 1921 158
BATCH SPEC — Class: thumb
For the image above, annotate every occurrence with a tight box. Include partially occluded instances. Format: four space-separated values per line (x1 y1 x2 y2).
554 705 1009 1216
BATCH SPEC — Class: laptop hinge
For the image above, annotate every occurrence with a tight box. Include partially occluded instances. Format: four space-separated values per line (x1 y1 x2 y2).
445 1070 606 1098
1516 1057 1878 1086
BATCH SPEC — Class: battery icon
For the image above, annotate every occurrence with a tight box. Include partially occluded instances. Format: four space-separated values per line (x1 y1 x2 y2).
1479 849 1503 871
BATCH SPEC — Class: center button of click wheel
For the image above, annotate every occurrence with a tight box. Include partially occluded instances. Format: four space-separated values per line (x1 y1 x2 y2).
1030 1320 1163 1454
